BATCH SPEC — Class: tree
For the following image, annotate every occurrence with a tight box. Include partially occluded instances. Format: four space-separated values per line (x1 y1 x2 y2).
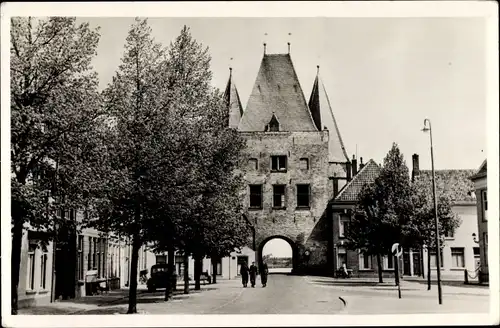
92 18 169 314
406 179 461 290
146 25 248 291
346 143 413 283
10 17 101 314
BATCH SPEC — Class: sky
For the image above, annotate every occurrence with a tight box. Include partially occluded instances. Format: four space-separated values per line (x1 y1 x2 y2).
74 17 488 259
80 17 487 171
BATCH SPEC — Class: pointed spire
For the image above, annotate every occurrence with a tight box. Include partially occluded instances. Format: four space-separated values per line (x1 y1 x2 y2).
287 42 290 54
308 68 349 162
223 64 243 129
263 43 267 55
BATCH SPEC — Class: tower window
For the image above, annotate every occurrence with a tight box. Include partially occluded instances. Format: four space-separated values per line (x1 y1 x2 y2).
273 185 286 209
299 158 309 170
248 158 258 171
296 184 311 208
249 185 263 208
271 155 287 172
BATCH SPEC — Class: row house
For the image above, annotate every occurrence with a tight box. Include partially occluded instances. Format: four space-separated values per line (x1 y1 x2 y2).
470 159 488 283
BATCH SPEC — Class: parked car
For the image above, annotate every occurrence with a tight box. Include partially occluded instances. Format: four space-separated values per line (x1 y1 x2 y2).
147 264 170 292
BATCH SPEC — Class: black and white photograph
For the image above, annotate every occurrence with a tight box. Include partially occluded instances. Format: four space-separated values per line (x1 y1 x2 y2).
1 1 498 327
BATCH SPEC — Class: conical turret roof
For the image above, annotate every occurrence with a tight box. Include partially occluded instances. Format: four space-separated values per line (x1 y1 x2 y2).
308 70 349 162
223 69 243 129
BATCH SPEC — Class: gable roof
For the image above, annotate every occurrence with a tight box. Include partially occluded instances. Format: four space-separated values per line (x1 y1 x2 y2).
308 72 349 162
415 169 476 203
223 70 244 129
470 159 487 181
238 54 317 132
335 159 381 202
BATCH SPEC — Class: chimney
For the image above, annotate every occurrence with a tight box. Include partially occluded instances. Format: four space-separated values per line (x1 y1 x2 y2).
359 157 365 170
412 154 420 182
346 162 352 181
352 155 358 177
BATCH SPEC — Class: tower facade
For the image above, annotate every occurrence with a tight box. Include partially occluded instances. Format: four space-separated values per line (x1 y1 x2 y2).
225 50 350 274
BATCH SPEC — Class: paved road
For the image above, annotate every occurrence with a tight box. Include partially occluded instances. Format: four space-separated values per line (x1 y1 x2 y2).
207 274 344 314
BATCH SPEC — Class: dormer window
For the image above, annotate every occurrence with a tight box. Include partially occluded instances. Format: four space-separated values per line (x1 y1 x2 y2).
267 114 280 132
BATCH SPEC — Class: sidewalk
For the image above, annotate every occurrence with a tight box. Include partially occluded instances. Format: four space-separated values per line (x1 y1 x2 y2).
18 279 244 315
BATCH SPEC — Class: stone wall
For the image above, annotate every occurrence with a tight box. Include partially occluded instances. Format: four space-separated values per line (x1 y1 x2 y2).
239 131 332 274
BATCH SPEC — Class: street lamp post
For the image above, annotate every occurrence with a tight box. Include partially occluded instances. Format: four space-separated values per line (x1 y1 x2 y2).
422 118 443 305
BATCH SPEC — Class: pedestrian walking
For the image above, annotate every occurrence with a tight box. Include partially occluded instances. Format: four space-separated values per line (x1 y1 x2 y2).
260 261 269 287
240 262 249 287
249 261 258 288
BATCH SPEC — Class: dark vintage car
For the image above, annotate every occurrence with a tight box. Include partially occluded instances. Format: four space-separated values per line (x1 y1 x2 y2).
147 264 171 292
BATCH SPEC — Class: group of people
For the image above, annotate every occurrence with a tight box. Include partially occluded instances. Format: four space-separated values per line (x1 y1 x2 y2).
239 261 269 288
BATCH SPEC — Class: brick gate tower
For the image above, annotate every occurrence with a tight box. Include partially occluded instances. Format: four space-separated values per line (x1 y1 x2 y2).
224 46 350 274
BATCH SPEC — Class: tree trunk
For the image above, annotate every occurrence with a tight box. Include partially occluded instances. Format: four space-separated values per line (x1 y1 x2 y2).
376 253 383 283
183 253 189 294
127 234 141 314
168 247 176 291
420 245 425 279
194 254 202 290
11 219 23 315
211 257 217 284
427 245 431 290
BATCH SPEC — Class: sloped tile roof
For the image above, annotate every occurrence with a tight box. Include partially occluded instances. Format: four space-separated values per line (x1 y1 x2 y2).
223 71 244 129
308 73 349 162
238 54 317 132
415 169 476 203
470 159 487 181
335 159 381 202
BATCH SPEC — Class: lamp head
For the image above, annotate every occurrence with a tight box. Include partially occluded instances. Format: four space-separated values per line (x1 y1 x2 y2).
422 119 431 132
472 232 477 238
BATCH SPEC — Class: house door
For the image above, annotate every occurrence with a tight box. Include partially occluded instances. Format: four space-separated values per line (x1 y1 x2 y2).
412 251 421 276
403 250 411 275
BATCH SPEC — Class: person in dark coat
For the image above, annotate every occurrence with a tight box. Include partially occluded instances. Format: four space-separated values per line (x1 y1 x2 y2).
260 262 269 287
249 262 258 288
240 262 249 287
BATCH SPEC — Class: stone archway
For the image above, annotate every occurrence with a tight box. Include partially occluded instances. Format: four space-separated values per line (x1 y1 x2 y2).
257 235 298 274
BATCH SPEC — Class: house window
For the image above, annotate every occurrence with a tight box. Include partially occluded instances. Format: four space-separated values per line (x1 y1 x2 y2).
339 216 350 238
175 255 184 276
273 185 286 209
430 249 444 268
78 235 84 280
337 248 347 269
156 255 167 264
271 155 287 172
27 243 36 290
97 238 101 277
359 253 372 270
92 238 97 270
88 236 92 270
249 158 258 171
483 232 488 266
384 253 394 270
216 259 222 275
473 247 481 270
249 185 263 208
482 190 487 221
299 158 309 170
451 248 465 268
296 184 310 208
40 252 48 289
445 224 455 238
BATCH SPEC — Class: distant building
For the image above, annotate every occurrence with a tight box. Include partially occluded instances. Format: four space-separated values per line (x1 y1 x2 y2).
412 154 479 281
470 160 488 283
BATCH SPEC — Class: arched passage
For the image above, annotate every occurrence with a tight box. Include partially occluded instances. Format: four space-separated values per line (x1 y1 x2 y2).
258 236 298 274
